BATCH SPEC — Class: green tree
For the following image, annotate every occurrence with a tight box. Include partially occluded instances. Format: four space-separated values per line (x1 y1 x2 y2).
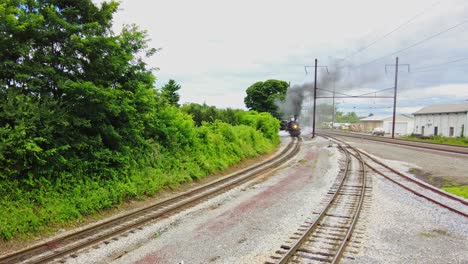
335 111 360 123
181 103 242 126
0 0 284 241
244 79 288 119
0 0 158 183
161 79 181 107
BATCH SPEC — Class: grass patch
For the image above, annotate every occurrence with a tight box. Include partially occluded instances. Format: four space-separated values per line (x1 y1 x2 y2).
153 231 161 239
442 185 468 198
419 228 448 238
401 135 468 147
420 232 435 238
407 168 461 189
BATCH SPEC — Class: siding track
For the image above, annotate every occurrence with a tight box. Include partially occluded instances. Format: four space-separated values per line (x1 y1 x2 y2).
320 133 468 218
319 129 468 155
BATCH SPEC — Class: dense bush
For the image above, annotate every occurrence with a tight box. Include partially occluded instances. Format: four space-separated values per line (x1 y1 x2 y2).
181 103 243 126
0 1 280 240
0 108 278 240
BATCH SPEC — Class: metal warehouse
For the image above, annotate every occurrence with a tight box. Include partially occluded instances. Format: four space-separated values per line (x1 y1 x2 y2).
359 115 414 135
413 102 468 137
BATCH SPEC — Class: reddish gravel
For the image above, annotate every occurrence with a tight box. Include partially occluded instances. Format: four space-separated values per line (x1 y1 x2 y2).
198 152 317 235
121 140 335 264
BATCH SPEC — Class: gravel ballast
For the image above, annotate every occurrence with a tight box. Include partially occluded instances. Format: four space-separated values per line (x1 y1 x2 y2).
340 137 468 263
57 135 468 263
344 173 468 263
64 136 341 264
341 136 468 185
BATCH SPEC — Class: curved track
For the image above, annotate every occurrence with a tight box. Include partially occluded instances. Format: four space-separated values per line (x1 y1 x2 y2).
320 133 468 218
319 129 468 155
0 138 301 264
269 140 369 263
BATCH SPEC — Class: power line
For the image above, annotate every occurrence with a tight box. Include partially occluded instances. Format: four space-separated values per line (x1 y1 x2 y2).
356 87 394 97
411 64 468 73
413 57 468 70
343 0 441 61
317 88 353 97
357 18 468 68
317 87 395 97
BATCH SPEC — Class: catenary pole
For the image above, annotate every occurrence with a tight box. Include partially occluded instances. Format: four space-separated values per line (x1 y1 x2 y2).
332 75 336 129
313 59 318 138
392 57 399 139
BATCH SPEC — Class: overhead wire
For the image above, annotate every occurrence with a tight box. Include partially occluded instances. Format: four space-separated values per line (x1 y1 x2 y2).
343 0 441 61
356 18 468 68
411 64 468 73
322 2 466 114
316 88 354 97
412 57 468 71
317 87 396 97
356 87 394 97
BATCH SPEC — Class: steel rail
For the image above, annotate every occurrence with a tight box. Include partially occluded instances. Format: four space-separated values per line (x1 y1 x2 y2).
320 132 467 206
321 134 468 218
358 147 467 206
319 129 468 155
277 144 353 264
331 146 367 264
0 138 301 264
363 158 467 218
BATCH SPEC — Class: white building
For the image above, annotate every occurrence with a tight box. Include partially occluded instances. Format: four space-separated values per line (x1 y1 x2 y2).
359 115 414 135
413 102 468 137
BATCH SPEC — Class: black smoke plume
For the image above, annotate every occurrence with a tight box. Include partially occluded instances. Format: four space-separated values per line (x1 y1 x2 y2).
276 83 311 119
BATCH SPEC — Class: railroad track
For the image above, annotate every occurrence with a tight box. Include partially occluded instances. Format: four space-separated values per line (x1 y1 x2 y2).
0 138 301 264
268 139 370 263
320 134 468 218
319 129 468 155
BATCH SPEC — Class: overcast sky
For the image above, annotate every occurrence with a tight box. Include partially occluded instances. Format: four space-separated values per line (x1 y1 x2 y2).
97 0 468 116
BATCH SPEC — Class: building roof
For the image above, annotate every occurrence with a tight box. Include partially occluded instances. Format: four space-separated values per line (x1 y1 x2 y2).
383 115 413 122
360 114 413 122
360 115 387 121
413 102 468 115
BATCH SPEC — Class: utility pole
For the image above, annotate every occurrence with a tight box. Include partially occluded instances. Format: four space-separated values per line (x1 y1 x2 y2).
313 59 318 138
391 57 399 139
304 60 328 138
332 75 336 129
385 58 409 139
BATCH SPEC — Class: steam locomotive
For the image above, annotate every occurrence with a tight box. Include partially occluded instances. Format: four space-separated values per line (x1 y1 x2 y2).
280 115 301 137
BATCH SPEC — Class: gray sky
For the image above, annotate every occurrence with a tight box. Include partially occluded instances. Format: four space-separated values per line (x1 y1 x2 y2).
98 0 468 115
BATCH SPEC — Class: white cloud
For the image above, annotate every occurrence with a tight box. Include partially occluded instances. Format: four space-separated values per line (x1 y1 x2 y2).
92 0 468 109
399 83 468 100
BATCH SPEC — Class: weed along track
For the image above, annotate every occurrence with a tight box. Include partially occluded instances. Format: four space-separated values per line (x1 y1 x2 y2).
0 138 301 264
268 139 370 263
320 134 468 218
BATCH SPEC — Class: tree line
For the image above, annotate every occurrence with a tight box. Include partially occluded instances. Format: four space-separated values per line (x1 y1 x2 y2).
243 80 361 123
0 0 279 240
